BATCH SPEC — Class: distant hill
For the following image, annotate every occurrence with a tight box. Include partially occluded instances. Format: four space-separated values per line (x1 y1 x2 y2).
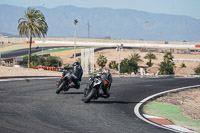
0 4 200 41
0 32 17 37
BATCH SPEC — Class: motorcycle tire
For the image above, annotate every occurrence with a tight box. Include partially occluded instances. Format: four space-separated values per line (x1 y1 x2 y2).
82 87 97 103
56 80 67 94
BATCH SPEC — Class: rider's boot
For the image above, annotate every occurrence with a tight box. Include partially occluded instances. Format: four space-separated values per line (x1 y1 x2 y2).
64 86 70 92
69 84 75 88
103 93 110 98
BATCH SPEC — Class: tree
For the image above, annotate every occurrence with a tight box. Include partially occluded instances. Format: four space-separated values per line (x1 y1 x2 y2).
119 53 141 74
120 58 138 74
144 52 157 67
163 51 174 62
109 61 118 70
129 53 143 63
96 54 107 69
45 56 62 67
18 7 48 68
159 61 175 75
158 52 175 75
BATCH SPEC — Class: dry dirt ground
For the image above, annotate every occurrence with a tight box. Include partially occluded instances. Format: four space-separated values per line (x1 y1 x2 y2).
51 48 200 75
1 43 200 75
0 66 61 77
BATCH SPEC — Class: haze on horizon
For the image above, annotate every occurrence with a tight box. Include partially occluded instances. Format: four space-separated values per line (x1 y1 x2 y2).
0 0 200 19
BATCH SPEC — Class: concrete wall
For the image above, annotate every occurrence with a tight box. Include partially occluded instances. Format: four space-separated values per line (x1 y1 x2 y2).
0 37 199 50
0 37 199 44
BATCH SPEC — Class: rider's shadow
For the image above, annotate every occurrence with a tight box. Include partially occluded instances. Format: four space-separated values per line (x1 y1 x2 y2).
62 91 84 95
89 100 137 104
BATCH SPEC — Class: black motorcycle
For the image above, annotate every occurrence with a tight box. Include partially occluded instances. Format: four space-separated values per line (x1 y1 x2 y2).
82 73 111 103
56 68 73 94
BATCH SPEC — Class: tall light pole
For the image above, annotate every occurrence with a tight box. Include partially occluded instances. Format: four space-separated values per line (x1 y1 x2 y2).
74 19 78 61
0 52 1 66
144 21 149 41
116 44 123 76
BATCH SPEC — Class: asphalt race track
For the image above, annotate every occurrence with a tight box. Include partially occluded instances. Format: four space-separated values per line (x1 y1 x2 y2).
0 77 199 133
1 46 80 58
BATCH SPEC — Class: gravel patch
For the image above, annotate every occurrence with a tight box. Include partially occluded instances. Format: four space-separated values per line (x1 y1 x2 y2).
0 66 61 77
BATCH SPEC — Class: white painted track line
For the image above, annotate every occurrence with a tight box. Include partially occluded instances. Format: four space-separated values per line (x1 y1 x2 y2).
134 85 200 133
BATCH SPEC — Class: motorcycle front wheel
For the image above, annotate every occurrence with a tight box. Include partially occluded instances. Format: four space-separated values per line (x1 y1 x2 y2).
56 80 67 94
82 87 97 103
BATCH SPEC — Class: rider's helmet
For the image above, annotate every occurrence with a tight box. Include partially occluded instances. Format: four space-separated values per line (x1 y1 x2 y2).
103 68 110 75
73 62 80 66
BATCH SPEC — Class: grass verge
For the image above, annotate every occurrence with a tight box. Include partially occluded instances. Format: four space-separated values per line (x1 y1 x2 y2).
17 47 93 57
0 50 15 54
143 101 200 132
33 47 85 55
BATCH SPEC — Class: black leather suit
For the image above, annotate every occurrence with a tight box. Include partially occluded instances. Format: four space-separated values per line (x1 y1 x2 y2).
64 63 83 89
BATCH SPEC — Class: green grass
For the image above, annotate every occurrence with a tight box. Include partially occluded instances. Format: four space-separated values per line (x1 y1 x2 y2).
2 46 99 57
0 50 15 54
33 47 83 55
143 101 200 132
17 47 95 58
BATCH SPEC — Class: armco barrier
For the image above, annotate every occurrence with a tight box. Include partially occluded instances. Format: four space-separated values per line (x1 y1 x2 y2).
26 41 35 44
195 44 200 48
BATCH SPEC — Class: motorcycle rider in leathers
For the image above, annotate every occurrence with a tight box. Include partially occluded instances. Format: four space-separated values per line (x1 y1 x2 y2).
101 68 112 97
64 62 83 89
93 68 112 97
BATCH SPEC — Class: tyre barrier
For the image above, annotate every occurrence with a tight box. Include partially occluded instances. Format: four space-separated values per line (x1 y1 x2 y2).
37 66 59 71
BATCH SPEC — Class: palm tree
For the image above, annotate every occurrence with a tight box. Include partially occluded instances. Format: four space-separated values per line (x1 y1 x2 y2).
158 51 175 75
144 52 157 67
18 7 48 68
129 53 143 63
163 51 174 62
96 54 107 69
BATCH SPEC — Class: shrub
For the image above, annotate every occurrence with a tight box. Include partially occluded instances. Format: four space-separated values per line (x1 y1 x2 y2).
96 54 107 69
30 55 40 68
194 65 200 75
146 62 153 67
180 63 186 68
17 55 62 68
45 56 61 67
38 57 46 66
18 55 28 66
158 61 175 75
109 61 118 70
120 58 138 74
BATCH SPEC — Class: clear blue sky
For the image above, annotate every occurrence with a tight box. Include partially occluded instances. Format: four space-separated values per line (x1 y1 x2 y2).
1 0 200 19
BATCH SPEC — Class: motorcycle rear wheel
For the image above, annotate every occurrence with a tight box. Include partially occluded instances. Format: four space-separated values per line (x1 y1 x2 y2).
82 87 97 103
56 80 67 94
